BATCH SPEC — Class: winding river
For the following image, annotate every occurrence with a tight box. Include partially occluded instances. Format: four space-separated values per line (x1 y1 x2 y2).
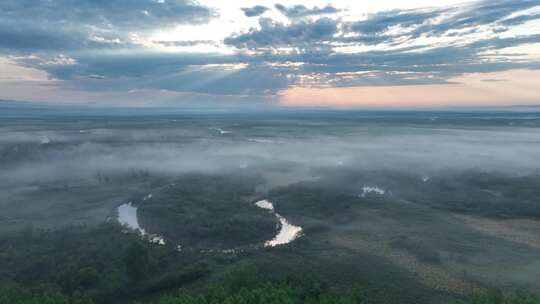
117 195 302 251
255 199 303 247
117 201 165 245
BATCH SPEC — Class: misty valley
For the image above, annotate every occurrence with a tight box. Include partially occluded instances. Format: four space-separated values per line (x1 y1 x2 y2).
1 109 540 304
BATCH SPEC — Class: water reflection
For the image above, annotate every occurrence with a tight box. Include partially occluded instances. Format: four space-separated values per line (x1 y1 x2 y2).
255 199 303 247
117 201 165 245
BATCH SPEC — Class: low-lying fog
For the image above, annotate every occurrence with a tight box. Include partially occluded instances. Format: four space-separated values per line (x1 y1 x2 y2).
2 111 540 187
2 109 540 293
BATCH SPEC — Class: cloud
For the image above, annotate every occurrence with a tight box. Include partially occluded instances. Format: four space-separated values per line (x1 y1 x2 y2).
347 1 540 43
151 40 218 47
224 18 338 49
221 0 540 89
280 69 540 107
1 0 540 104
0 22 109 51
13 52 293 96
349 9 444 34
481 78 506 82
421 0 540 35
241 5 269 17
499 13 540 26
0 0 214 52
1 0 214 29
274 4 341 18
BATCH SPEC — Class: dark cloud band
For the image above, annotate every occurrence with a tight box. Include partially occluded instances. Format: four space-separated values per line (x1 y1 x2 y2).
1 0 539 100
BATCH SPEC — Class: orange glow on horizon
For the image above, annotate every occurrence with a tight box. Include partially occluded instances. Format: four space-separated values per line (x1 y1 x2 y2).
279 70 540 108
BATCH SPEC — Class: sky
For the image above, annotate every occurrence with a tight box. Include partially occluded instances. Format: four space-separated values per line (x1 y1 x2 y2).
0 0 539 108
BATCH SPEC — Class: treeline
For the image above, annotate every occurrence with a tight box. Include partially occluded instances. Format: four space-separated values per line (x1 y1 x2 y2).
2 218 540 304
0 284 92 304
2 284 540 304
0 224 211 304
464 290 540 304
158 285 368 304
160 288 540 304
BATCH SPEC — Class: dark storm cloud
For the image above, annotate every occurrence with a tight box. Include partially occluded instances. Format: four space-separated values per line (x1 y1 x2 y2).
224 18 338 49
241 5 269 17
0 0 214 52
274 4 341 18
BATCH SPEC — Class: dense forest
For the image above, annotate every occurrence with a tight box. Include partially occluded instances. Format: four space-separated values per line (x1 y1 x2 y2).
3 112 540 304
2 274 540 304
1 224 539 304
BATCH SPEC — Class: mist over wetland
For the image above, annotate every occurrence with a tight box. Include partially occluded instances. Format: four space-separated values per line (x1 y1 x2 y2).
2 0 540 301
2 107 540 303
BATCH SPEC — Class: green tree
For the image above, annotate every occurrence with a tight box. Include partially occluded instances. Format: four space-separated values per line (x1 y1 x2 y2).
123 241 150 281
77 267 100 288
